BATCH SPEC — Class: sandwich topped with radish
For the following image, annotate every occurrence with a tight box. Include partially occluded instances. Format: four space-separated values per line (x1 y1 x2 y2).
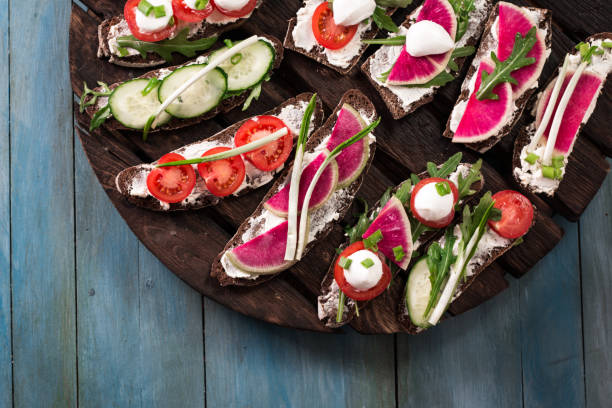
513 34 612 196
318 153 485 328
362 0 494 119
98 0 262 67
444 2 551 152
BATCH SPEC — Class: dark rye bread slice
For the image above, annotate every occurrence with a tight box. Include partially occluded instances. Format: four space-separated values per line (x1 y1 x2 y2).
318 163 485 328
84 34 283 134
115 93 324 211
443 4 552 153
513 32 612 196
283 4 396 75
97 1 263 68
361 0 494 120
211 89 378 287
397 207 538 334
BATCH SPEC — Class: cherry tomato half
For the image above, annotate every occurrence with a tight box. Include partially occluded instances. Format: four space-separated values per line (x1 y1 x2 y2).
197 147 246 197
488 190 534 239
172 0 214 22
234 116 292 172
147 153 196 203
211 0 257 18
410 177 459 229
124 0 178 42
311 2 358 50
334 241 392 302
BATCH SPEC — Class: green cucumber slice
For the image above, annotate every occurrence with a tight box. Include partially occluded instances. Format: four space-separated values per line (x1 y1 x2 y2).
108 79 171 130
406 258 433 328
158 64 227 119
211 40 275 92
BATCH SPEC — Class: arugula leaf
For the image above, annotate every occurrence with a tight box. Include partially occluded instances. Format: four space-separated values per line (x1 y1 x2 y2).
448 0 475 42
242 82 262 111
79 81 112 113
476 27 537 100
405 70 455 88
456 158 482 199
346 200 370 244
410 173 421 186
375 0 413 7
447 47 475 72
372 7 399 33
424 229 457 317
426 152 462 178
394 180 412 204
89 104 111 132
460 191 496 241
411 220 432 243
116 29 217 63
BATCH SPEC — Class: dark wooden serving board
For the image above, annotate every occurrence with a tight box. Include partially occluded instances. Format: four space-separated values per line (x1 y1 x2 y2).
69 0 609 333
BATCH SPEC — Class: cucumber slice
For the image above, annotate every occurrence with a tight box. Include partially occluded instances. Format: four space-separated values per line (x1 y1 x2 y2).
158 65 227 119
108 79 171 130
212 40 275 92
406 258 433 328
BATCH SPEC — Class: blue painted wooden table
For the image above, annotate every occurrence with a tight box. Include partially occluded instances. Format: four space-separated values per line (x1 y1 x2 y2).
1 1 611 407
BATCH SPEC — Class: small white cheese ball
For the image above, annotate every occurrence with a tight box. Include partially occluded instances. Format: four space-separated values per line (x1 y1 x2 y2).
405 20 455 57
332 0 377 26
135 0 174 33
344 249 383 291
413 182 454 222
213 0 250 11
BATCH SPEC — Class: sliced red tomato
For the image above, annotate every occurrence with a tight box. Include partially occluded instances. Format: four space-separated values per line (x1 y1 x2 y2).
172 0 214 22
211 0 257 17
488 190 534 239
234 115 292 172
334 241 392 302
124 0 178 42
146 153 196 203
197 147 246 197
410 177 459 229
311 2 358 50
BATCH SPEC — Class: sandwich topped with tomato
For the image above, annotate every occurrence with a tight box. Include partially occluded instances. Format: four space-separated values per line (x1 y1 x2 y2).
98 0 263 67
318 153 485 328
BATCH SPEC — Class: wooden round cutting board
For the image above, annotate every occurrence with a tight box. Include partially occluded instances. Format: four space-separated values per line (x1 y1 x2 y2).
69 0 610 333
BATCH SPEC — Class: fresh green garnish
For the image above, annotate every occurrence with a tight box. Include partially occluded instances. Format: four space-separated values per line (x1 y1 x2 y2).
447 46 476 71
406 70 455 88
117 46 130 57
393 245 406 262
411 220 432 243
427 152 462 178
336 290 346 323
552 155 564 169
364 229 384 251
361 258 375 268
542 165 555 179
394 180 412 205
363 36 406 46
476 27 537 100
602 42 612 48
116 29 217 63
448 0 475 42
377 67 392 82
194 0 209 10
224 39 234 48
354 302 360 317
576 42 605 64
138 0 154 16
410 173 421 186
372 7 399 33
435 181 451 196
242 82 262 111
346 200 371 244
339 256 352 269
231 53 242 65
142 115 156 141
525 152 539 165
89 104 112 132
455 159 482 200
424 229 457 318
141 78 161 96
168 16 175 26
375 0 413 7
511 236 524 248
79 81 112 113
152 5 166 18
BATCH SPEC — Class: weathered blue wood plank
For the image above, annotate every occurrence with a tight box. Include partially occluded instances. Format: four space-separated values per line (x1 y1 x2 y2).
580 160 612 408
9 1 77 406
520 217 585 408
397 282 522 407
0 0 12 406
74 135 205 407
204 299 395 408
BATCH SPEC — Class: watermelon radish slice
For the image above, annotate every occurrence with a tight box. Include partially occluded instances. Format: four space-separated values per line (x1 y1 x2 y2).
534 70 604 154
453 60 513 143
497 2 546 98
387 0 456 86
326 104 369 188
362 196 413 270
264 151 339 217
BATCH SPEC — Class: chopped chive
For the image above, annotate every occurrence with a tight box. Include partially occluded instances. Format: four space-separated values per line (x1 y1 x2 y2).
363 229 383 250
554 168 563 180
168 16 175 26
224 39 234 48
138 0 153 15
435 181 451 196
231 53 242 65
152 5 166 17
552 155 565 169
194 0 209 10
354 302 360 317
525 152 539 165
602 42 612 48
338 256 352 269
117 46 129 57
336 290 345 323
361 258 375 268
362 36 406 46
542 165 555 179
393 245 406 262
141 78 161 96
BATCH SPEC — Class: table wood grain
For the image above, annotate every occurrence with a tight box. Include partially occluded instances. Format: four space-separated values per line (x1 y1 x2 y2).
1 0 610 406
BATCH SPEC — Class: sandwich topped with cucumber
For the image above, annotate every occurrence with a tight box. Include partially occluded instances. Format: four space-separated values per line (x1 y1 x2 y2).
318 153 485 328
402 189 534 332
98 0 263 67
81 34 282 139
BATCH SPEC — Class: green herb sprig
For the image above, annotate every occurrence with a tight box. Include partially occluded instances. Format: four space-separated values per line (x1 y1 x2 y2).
423 229 457 318
375 0 413 7
372 7 399 33
448 0 475 42
455 158 482 200
427 152 462 178
116 29 217 63
79 81 112 113
90 104 112 132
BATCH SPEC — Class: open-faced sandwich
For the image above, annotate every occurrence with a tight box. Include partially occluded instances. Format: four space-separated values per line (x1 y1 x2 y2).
98 0 263 67
400 189 535 333
513 34 612 196
212 90 379 286
362 0 494 119
116 93 324 211
81 35 282 137
318 153 485 328
444 2 551 152
284 0 413 74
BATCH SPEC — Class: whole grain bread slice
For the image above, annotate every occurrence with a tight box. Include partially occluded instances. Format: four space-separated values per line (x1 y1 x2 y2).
361 0 494 120
211 89 378 287
115 93 324 212
84 34 284 134
512 32 612 197
443 3 552 153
